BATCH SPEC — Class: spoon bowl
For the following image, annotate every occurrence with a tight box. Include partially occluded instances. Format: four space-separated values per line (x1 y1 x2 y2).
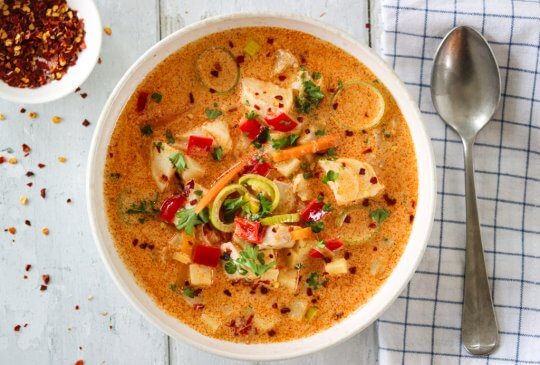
431 26 501 356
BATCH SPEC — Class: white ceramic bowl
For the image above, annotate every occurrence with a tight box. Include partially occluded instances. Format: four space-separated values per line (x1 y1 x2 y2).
87 13 436 361
0 0 102 104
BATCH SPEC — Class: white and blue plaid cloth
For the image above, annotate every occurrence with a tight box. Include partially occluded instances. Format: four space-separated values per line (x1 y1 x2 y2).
378 0 540 364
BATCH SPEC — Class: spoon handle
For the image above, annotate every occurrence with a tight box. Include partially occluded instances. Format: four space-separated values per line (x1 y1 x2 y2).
461 138 499 355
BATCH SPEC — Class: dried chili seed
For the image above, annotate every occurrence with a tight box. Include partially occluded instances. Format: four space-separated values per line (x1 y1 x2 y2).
260 286 269 294
0 1 86 88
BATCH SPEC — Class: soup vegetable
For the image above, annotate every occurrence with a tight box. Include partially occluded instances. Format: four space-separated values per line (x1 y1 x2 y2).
104 27 418 343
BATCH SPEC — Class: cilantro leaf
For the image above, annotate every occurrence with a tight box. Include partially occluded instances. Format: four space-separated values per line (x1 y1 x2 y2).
306 220 324 233
370 208 390 224
294 79 325 114
169 152 187 174
182 286 195 298
271 134 299 150
212 146 223 161
322 170 339 184
236 244 276 277
223 196 248 212
175 207 205 235
165 130 175 144
140 124 153 136
151 92 163 103
306 272 327 290
205 108 222 119
322 201 334 212
224 260 237 274
244 110 259 120
314 129 327 136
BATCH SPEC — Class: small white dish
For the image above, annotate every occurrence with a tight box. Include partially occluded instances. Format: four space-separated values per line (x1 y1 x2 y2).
87 13 437 361
0 0 102 104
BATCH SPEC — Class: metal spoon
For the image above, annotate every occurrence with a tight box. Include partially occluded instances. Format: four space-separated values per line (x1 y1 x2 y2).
431 26 500 355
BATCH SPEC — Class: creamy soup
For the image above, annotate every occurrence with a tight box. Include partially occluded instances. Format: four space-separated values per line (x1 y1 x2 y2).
104 27 418 343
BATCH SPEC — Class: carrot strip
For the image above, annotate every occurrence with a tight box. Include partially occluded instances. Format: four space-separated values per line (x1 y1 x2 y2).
290 227 314 241
194 159 247 214
272 134 339 162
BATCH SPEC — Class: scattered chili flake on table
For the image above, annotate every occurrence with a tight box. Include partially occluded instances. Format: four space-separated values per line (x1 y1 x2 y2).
58 156 67 163
25 264 31 271
25 220 31 226
0 1 86 88
13 325 21 332
38 163 46 168
104 27 112 36
22 143 31 156
8 227 16 234
51 116 62 124
74 360 84 365
40 188 46 198
80 92 88 99
42 227 49 235
0 113 5 121
8 157 17 164
28 112 37 119
40 285 47 291
82 119 90 127
20 196 27 205
42 274 50 285
75 305 79 310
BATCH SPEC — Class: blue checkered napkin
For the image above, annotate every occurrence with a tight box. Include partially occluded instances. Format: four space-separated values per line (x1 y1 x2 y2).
377 0 540 364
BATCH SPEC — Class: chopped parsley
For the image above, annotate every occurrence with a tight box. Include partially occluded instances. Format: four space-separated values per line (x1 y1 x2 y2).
126 195 160 217
165 130 175 144
246 193 272 221
151 92 163 103
312 71 322 80
182 286 196 298
205 108 222 119
175 207 208 235
370 208 390 224
322 201 334 212
236 244 276 277
314 129 327 136
224 260 237 275
306 220 325 233
244 110 259 120
303 172 313 179
252 127 269 149
306 272 327 290
169 283 177 292
295 79 325 114
212 146 223 161
140 124 153 136
152 141 163 150
169 152 187 174
194 189 203 196
322 170 339 184
109 172 121 179
271 134 299 150
223 196 248 212
326 148 337 157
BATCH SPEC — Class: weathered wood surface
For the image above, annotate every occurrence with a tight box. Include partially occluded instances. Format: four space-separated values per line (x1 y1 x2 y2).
0 1 378 364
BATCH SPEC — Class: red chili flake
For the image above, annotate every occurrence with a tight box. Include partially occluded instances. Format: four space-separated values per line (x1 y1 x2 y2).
42 275 50 285
74 360 84 365
278 103 284 108
22 144 31 156
0 1 86 88
210 70 219 77
14 325 21 332
75 305 79 310
267 38 274 45
254 104 260 110
23 275 28 280
260 286 269 294
365 23 371 29
147 244 155 250
332 102 339 110
80 93 88 99
373 246 378 252
209 88 216 94
20 108 26 113
363 148 373 154
306 288 313 296
344 251 351 260
349 267 357 274
193 304 205 310
236 55 245 64
189 92 194 104
82 119 90 127
38 163 46 169
274 95 283 100
300 55 307 64
223 289 232 297
323 257 332 264
228 41 234 48
27 182 33 187
359 168 366 175
139 243 148 250
0 156 5 164
368 222 377 229
362 198 370 207
268 329 276 337
343 215 352 224
278 75 286 81
25 220 31 226
75 87 81 93
25 264 31 271
345 130 354 137
280 307 291 314
411 200 416 208
26 171 34 177
383 194 397 206
136 92 148 113
67 198 72 203
132 238 139 247
40 285 47 291
370 177 378 184
40 188 46 199
410 214 415 223
272 303 278 309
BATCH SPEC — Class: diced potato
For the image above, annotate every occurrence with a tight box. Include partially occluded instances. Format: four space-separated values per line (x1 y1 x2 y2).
260 224 296 249
150 142 179 192
273 49 298 75
202 119 232 154
292 174 314 201
201 313 221 333
172 251 191 264
253 314 279 332
274 158 301 178
325 258 349 276
287 239 314 268
189 264 213 286
273 180 296 214
241 77 293 117
289 299 308 321
278 269 299 291
318 158 384 205
181 155 204 182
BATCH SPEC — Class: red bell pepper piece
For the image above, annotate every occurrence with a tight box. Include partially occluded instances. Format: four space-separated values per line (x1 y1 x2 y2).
239 117 263 140
233 217 263 243
243 156 271 176
136 91 148 113
309 238 344 258
159 195 187 223
300 200 327 222
187 135 214 155
265 113 297 132
191 244 222 267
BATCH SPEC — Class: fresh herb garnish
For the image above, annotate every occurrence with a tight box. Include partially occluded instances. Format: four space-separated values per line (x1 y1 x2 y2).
205 108 222 119
246 193 272 221
194 189 203 196
165 130 175 144
244 110 259 120
322 201 334 212
223 196 248 212
152 141 163 150
126 195 160 216
271 134 299 150
224 260 238 274
294 263 303 270
317 194 324 202
295 79 325 114
312 71 322 80
236 244 276 277
169 152 187 174
151 92 163 103
306 220 325 233
314 129 327 136
316 240 326 249
322 170 339 184
306 272 327 290
182 286 196 298
252 127 269 149
326 148 337 157
370 208 390 224
303 172 313 179
169 283 177 292
140 124 153 136
175 207 206 235
109 172 121 179
212 146 223 161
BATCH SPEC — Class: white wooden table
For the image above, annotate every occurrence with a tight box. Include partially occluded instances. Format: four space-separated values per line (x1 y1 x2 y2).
0 1 384 363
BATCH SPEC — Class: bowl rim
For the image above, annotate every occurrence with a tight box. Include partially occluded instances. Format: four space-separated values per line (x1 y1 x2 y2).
0 0 102 104
86 12 436 361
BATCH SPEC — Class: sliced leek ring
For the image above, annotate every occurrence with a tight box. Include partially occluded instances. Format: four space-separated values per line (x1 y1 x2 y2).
260 213 300 226
196 46 240 94
238 174 280 212
209 184 248 232
330 81 385 131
